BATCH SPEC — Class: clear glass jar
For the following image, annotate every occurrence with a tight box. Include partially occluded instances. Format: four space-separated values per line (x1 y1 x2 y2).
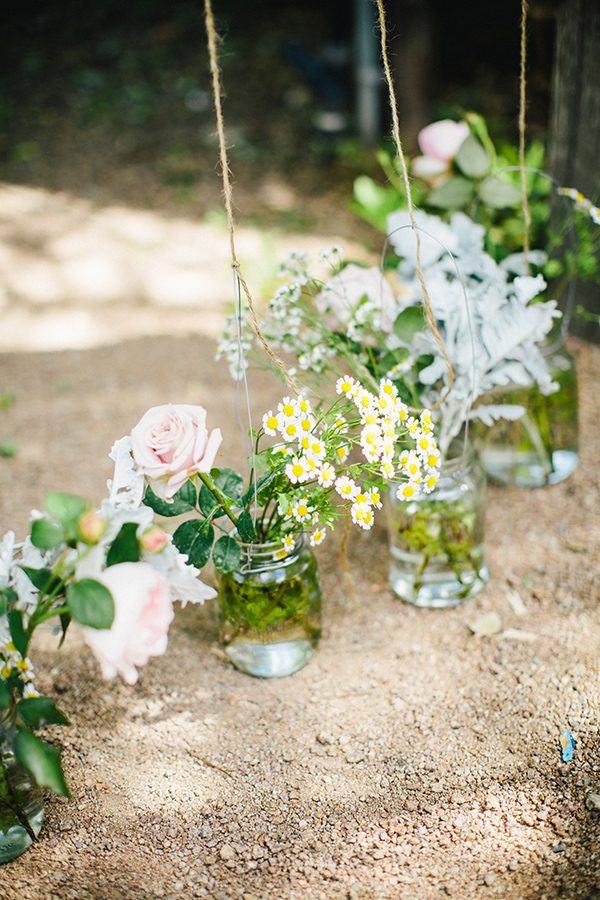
475 343 579 488
216 534 322 678
386 445 490 608
0 709 44 863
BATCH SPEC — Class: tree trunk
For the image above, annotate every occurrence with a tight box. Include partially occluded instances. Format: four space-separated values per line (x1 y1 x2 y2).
548 0 600 342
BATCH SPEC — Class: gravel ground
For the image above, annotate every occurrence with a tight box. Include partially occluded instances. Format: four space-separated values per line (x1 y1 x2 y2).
0 332 599 900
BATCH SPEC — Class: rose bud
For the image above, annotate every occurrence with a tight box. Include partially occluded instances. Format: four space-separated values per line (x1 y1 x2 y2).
141 526 169 554
77 511 107 544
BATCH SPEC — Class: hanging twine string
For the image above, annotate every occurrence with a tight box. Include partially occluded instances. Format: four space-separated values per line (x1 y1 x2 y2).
374 0 454 402
203 0 300 395
519 0 532 272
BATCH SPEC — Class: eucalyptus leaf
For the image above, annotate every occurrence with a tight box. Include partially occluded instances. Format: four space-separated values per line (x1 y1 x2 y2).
30 518 66 550
44 492 86 532
479 177 522 209
66 579 115 630
173 520 214 568
18 697 70 728
427 176 474 210
455 134 490 179
393 306 426 345
106 522 140 566
14 728 69 796
213 535 241 574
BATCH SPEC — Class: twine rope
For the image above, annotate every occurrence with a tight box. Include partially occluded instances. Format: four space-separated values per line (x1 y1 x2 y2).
374 0 454 401
204 0 300 395
519 0 532 272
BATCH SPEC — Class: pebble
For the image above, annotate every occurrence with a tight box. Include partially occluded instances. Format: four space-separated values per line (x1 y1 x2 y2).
585 793 600 811
521 813 536 826
219 845 236 860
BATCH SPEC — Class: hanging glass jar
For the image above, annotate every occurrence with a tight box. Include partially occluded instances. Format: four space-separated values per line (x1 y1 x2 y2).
216 534 322 678
0 709 44 863
386 443 490 608
475 342 579 489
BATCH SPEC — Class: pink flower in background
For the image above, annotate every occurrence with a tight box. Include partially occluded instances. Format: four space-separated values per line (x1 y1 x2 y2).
131 404 222 499
412 119 470 179
83 562 174 685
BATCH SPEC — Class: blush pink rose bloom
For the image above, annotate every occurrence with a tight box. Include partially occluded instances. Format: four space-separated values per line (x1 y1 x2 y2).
83 562 174 685
417 119 470 161
412 119 470 179
131 403 222 500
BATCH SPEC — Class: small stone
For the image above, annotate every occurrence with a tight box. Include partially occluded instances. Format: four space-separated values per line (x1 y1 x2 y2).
219 845 236 861
521 813 536 826
585 793 600 811
508 860 518 872
282 751 296 762
483 872 496 886
345 751 365 764
316 730 335 745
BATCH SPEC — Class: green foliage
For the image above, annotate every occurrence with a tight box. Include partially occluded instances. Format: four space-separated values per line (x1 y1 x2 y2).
14 728 69 797
0 438 17 458
143 482 197 517
106 522 140 566
8 609 29 658
30 517 66 550
66 579 114 630
212 535 241 574
18 697 70 728
173 520 214 568
44 492 86 535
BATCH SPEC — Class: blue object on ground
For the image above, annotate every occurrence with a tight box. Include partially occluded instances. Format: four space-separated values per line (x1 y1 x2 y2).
559 730 575 762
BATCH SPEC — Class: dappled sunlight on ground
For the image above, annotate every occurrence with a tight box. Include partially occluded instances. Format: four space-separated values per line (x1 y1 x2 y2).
0 183 368 351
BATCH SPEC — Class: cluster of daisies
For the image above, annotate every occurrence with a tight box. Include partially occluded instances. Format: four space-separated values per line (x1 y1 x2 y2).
0 639 38 696
260 376 440 547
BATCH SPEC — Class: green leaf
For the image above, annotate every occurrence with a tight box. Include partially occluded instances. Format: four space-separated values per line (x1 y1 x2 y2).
173 521 214 568
479 176 522 209
213 468 245 503
427 176 474 210
241 467 281 507
44 492 86 533
277 492 290 515
18 697 70 728
236 510 257 543
14 728 69 796
19 566 58 594
8 609 29 657
106 522 140 567
212 535 241 574
0 438 17 458
455 134 490 179
30 517 66 550
143 482 197 517
66 579 114 630
351 175 401 232
0 681 11 708
198 483 224 518
393 306 426 345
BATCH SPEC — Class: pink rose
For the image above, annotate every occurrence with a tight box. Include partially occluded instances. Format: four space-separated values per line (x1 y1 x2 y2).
83 562 174 685
131 404 222 500
417 119 470 162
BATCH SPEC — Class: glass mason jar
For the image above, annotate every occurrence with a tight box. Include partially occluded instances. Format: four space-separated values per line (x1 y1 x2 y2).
216 534 322 678
0 709 44 863
386 444 490 608
475 342 579 489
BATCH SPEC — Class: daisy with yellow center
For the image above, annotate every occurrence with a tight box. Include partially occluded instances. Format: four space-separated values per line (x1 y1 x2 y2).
285 455 311 484
351 502 374 530
379 379 398 397
336 376 356 395
305 438 326 462
397 482 418 500
380 459 396 479
335 444 349 464
366 488 382 508
335 475 359 500
310 526 327 546
318 463 336 487
423 473 438 492
262 412 279 436
291 500 315 523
